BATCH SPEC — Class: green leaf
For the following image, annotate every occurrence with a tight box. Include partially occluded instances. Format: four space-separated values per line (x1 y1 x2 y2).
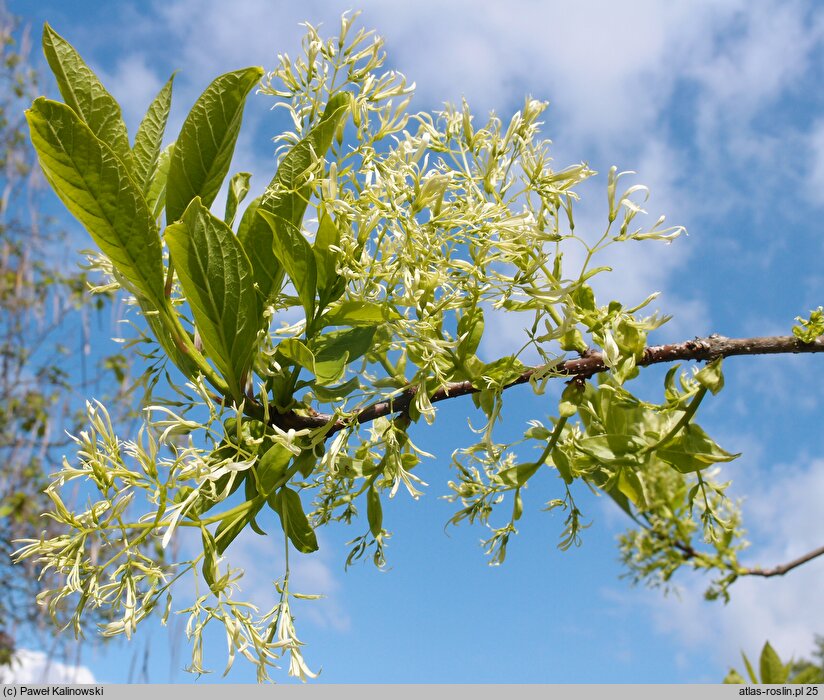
617 468 647 507
313 209 345 308
792 306 824 343
265 92 349 225
225 171 252 228
498 462 541 488
551 448 574 485
132 74 175 194
165 197 260 397
479 356 528 386
268 487 319 553
236 196 284 307
605 481 634 518
256 444 293 496
457 307 484 360
26 98 165 307
614 317 646 358
244 476 268 536
166 66 263 224
258 209 318 323
310 326 376 385
760 642 788 684
367 484 383 537
194 460 246 516
238 92 349 307
137 294 198 378
146 142 173 220
657 423 740 474
42 24 134 172
214 499 263 554
321 301 399 327
722 669 746 684
560 327 588 354
577 433 647 466
201 526 219 590
742 652 759 684
695 357 724 395
790 666 824 684
312 376 361 402
293 449 318 479
277 338 316 374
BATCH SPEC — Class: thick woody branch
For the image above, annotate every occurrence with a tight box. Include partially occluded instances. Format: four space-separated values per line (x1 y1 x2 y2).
267 333 824 434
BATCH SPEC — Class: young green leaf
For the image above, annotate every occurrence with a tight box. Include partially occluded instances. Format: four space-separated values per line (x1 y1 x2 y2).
26 98 165 308
722 669 746 684
146 142 173 220
214 499 263 554
201 526 219 590
695 357 724 395
497 462 541 488
366 484 383 537
313 209 345 309
244 477 268 536
132 74 175 194
194 464 246 516
759 642 788 684
457 307 484 360
312 376 361 402
238 92 350 307
42 23 134 172
256 444 293 496
257 209 318 323
792 306 824 343
320 301 399 327
236 196 284 308
264 92 349 225
293 449 319 479
310 326 376 385
656 423 740 474
137 294 199 378
277 338 316 374
165 197 260 398
577 434 647 467
617 468 647 507
268 487 319 553
742 651 759 684
166 66 263 224
224 172 252 228
478 356 528 387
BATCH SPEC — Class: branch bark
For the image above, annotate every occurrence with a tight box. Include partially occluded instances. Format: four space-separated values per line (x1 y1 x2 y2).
739 544 824 578
267 333 824 433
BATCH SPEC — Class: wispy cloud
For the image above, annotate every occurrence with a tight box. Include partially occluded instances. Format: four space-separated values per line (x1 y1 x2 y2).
0 649 97 684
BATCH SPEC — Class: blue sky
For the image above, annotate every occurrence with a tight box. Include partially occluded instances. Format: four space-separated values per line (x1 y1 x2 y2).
5 0 824 684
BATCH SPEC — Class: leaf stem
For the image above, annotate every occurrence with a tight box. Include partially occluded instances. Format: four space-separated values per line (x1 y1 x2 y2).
158 301 231 399
644 386 707 453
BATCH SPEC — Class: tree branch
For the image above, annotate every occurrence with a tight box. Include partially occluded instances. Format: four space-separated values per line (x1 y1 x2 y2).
267 333 824 434
651 527 824 580
738 544 824 578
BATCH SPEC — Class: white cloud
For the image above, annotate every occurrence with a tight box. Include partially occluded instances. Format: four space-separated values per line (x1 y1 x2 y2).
100 55 164 135
154 0 333 78
690 3 819 123
0 649 97 684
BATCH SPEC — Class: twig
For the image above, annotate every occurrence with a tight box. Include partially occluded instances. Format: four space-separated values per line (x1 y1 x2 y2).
739 544 824 577
262 333 824 434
